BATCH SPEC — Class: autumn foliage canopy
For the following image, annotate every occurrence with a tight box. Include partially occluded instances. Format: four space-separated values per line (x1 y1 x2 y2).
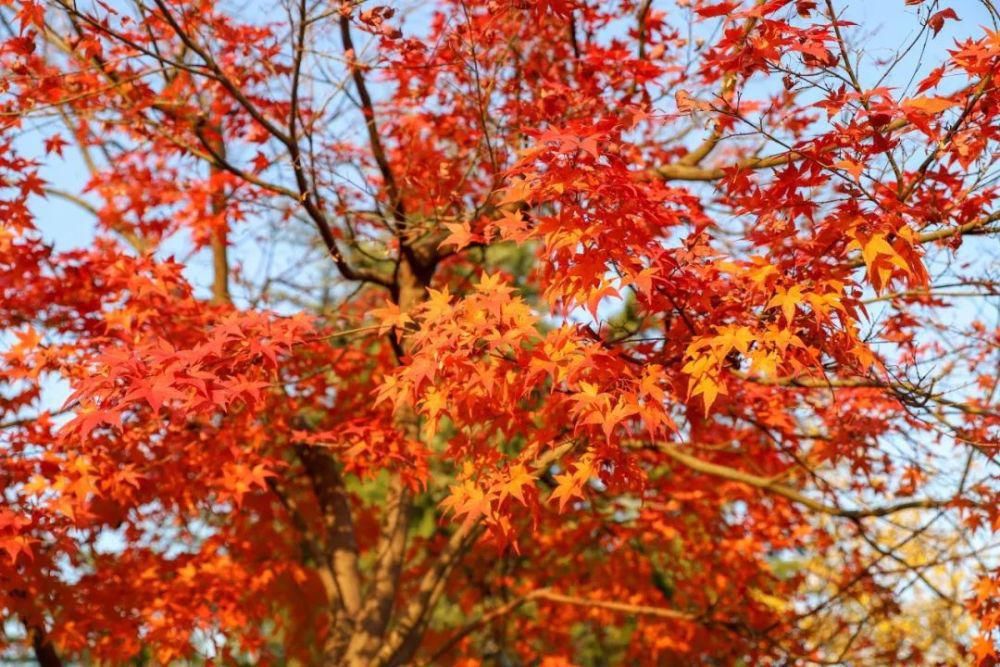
1 0 998 664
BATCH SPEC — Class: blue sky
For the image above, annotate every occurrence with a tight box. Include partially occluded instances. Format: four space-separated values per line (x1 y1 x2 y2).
17 0 999 282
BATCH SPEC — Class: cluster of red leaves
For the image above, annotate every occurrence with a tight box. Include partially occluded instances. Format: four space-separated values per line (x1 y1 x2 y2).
0 0 997 664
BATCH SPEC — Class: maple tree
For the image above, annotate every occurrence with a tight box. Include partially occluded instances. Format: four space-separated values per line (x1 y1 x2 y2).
0 0 998 664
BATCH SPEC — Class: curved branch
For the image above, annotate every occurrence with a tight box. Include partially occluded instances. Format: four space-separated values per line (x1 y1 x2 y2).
532 589 696 620
656 119 909 181
339 14 406 225
655 443 949 519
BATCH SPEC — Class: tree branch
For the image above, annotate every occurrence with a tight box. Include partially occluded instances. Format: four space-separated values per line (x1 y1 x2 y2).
654 442 949 519
375 440 577 666
30 625 62 667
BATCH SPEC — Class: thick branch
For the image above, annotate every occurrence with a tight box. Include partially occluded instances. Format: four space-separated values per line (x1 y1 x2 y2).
297 446 364 618
656 150 802 180
657 120 909 181
206 131 231 305
343 479 412 664
674 1 764 168
30 625 62 667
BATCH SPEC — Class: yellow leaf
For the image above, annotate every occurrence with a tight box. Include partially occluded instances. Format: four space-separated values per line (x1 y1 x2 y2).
550 454 595 511
423 287 452 321
903 96 957 114
439 221 476 251
499 464 534 504
715 325 755 356
691 375 726 414
749 588 789 612
767 285 804 324
749 350 779 377
497 177 533 207
862 233 897 268
370 300 413 335
749 261 778 287
835 159 863 180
